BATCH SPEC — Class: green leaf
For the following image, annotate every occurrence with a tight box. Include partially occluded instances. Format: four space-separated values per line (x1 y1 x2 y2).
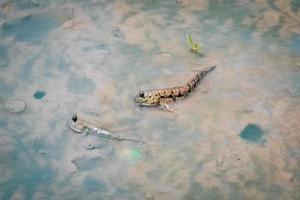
186 34 194 46
186 34 203 55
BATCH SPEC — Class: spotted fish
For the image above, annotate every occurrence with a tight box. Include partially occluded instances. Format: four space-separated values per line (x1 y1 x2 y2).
134 66 216 111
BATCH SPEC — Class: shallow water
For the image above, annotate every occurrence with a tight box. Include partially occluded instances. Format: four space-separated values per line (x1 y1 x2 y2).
0 0 300 199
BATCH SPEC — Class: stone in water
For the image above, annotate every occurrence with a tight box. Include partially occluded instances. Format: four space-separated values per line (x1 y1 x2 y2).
4 100 26 113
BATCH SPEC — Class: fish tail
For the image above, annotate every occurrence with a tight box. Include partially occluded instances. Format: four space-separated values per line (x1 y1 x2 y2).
203 65 216 73
186 65 216 91
106 133 145 144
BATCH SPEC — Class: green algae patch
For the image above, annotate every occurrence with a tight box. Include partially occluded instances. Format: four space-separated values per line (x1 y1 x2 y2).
239 124 264 143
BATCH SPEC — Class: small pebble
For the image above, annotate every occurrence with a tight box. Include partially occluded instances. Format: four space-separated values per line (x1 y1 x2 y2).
3 100 26 113
34 90 46 99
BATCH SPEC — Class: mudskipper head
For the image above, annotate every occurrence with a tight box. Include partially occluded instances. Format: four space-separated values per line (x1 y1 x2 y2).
134 91 155 106
72 114 78 122
67 114 85 133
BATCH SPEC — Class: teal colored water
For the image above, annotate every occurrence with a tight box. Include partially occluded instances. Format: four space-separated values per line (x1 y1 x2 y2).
239 124 264 143
288 36 300 55
83 176 107 192
33 90 46 99
291 0 300 12
0 0 299 199
1 15 58 43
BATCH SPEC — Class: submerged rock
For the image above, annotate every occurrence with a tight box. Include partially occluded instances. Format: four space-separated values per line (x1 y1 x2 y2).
3 100 26 113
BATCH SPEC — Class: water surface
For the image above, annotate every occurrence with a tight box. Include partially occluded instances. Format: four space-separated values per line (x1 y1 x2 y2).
0 0 299 199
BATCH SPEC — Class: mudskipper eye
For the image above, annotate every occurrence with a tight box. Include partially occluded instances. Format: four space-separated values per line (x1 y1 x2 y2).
72 114 78 122
139 91 145 98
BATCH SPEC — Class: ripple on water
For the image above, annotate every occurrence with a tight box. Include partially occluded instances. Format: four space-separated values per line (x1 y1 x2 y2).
239 124 264 143
67 75 96 95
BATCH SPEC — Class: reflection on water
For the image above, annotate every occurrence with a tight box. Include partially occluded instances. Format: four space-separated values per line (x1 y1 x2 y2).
0 0 300 199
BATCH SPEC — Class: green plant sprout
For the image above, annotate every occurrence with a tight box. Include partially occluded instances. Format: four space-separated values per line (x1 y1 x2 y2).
186 34 202 55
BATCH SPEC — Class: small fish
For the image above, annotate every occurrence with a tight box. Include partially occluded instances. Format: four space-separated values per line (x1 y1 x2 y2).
67 114 145 143
134 66 216 111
